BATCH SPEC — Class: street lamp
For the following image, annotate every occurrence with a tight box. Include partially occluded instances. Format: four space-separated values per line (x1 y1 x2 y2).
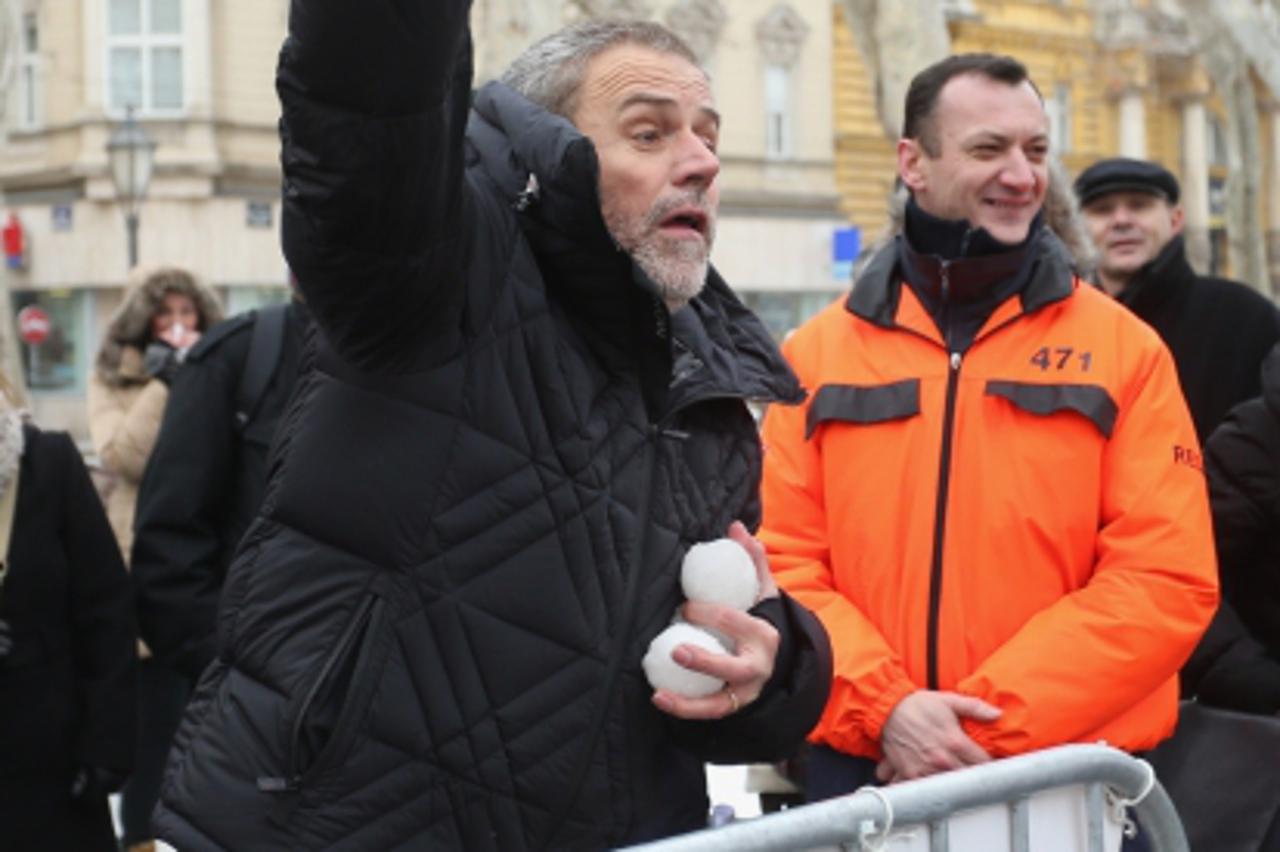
106 106 157 270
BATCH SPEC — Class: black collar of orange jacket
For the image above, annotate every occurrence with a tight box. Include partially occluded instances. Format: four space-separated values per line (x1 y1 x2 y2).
847 200 1075 336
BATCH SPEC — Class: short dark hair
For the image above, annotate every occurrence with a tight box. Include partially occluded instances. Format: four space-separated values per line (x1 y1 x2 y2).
903 53 1035 155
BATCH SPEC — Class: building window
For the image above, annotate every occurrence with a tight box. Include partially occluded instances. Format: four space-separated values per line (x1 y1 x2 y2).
106 0 184 114
12 290 90 394
18 13 40 129
1045 84 1072 154
765 65 792 159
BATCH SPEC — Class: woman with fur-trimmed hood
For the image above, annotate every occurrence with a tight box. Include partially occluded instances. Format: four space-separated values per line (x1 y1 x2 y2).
87 267 221 559
86 267 219 852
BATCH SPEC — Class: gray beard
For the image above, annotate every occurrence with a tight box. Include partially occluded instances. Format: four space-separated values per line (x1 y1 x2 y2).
603 193 716 309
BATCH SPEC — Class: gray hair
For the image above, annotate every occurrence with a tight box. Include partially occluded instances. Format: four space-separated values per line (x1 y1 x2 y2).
499 20 703 119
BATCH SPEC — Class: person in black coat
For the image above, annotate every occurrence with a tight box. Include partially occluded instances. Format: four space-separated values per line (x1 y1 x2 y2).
151 5 831 851
0 387 137 851
1190 343 1280 713
133 298 308 683
1075 157 1280 444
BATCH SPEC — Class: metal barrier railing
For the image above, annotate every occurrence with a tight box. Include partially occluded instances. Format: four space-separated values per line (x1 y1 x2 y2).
621 744 1187 852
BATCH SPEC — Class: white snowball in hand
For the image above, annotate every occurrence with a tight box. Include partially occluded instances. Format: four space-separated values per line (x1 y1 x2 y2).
642 623 728 697
681 538 759 611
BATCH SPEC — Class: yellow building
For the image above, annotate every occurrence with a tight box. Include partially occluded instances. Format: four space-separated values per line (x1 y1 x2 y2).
833 0 1279 285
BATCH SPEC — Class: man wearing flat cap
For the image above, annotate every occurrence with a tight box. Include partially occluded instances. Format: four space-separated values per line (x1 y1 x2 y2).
1076 156 1280 442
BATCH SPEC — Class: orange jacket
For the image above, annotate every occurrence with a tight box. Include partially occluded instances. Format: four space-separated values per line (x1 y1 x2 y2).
760 239 1218 760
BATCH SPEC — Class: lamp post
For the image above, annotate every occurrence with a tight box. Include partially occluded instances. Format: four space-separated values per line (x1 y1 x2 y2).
106 106 157 270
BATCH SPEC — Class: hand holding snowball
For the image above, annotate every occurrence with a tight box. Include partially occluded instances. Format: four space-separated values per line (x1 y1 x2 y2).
650 521 780 721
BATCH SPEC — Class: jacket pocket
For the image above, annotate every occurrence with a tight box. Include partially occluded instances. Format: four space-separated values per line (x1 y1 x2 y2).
806 380 920 439
985 380 1118 438
260 590 387 793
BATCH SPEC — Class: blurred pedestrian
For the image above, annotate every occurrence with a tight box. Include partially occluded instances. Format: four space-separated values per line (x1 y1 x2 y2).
150 4 832 849
87 265 221 852
0 372 137 851
133 294 309 683
759 53 1217 852
1075 157 1280 443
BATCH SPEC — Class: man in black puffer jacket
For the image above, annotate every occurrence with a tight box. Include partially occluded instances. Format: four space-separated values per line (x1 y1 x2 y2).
152 4 832 850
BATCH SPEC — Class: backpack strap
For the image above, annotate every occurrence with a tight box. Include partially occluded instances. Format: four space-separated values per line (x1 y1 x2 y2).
234 303 289 433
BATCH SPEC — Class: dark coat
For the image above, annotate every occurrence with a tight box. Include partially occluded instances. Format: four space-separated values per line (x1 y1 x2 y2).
132 301 308 681
152 4 831 851
1117 236 1280 443
0 423 137 851
1182 344 1280 712
1206 345 1280 654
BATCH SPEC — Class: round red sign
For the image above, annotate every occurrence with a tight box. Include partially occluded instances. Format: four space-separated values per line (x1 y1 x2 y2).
17 305 51 346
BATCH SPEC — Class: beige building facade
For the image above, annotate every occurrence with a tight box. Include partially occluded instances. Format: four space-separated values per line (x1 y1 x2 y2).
2 0 843 438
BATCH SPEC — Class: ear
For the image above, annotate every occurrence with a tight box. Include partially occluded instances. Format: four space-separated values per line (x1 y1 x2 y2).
898 138 928 194
1169 203 1185 236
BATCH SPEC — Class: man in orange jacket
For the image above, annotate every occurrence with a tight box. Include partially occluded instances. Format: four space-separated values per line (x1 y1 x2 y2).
759 52 1217 822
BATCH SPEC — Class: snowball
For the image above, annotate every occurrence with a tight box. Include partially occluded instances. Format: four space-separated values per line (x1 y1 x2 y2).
642 623 729 697
681 538 759 611
670 611 736 654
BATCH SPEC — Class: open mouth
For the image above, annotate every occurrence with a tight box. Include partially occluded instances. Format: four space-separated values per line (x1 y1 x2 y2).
659 208 709 237
984 198 1031 211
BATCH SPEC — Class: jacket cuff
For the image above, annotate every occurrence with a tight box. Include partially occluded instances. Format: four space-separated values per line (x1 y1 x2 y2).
863 677 918 743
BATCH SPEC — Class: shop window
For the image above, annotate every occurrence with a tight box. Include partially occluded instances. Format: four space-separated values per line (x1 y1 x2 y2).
12 290 90 393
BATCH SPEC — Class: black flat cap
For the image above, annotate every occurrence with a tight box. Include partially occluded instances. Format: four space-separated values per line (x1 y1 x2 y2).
1074 158 1180 206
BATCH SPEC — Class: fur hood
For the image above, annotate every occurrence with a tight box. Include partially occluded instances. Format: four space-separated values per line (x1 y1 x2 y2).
95 266 223 387
854 158 1098 280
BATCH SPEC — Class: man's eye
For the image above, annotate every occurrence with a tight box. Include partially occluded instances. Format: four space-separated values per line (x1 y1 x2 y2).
701 135 718 153
633 129 660 144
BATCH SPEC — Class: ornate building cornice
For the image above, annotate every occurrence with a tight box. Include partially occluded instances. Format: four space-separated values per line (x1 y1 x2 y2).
665 0 728 62
756 3 810 68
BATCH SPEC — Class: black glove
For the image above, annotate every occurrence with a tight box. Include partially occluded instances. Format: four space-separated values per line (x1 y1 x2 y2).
70 765 129 800
143 341 182 385
0 619 12 659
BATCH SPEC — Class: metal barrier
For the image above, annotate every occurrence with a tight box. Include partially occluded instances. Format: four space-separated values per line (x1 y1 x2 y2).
622 744 1188 852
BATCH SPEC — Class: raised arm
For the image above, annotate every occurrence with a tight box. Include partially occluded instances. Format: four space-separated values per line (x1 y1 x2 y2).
277 0 474 369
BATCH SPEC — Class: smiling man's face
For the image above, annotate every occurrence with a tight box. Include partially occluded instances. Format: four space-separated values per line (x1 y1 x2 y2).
571 43 721 309
1081 190 1184 294
899 72 1049 245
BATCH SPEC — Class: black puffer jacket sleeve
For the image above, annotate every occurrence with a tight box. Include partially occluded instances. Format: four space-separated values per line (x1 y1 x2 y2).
277 0 473 370
664 590 832 763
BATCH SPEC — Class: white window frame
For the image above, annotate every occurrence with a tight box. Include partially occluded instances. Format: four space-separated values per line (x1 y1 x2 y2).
17 12 42 130
1045 83 1072 154
764 64 793 160
104 0 186 117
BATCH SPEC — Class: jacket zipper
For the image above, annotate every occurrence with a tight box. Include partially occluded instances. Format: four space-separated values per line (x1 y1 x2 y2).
544 424 664 848
256 591 379 793
926 255 962 685
927 347 963 691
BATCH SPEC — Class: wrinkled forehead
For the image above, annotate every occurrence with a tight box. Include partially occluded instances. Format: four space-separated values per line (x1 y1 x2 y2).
574 44 715 122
